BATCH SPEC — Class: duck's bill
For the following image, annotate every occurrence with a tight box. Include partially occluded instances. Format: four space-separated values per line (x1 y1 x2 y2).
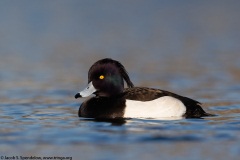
75 82 96 99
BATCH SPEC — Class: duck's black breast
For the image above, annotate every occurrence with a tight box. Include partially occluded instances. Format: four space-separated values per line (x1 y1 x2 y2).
78 96 126 119
123 87 211 118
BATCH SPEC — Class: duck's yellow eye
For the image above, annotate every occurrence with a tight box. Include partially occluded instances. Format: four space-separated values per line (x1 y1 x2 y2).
99 75 104 80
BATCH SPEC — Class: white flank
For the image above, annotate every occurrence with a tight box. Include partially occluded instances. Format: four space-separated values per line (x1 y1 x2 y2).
124 96 186 118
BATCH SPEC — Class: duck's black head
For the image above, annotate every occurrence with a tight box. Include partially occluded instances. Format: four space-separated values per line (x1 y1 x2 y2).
75 58 134 98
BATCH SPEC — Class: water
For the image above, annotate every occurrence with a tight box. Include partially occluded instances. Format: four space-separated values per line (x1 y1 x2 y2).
0 1 240 160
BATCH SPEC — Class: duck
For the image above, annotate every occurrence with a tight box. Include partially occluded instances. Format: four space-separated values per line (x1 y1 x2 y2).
75 58 213 119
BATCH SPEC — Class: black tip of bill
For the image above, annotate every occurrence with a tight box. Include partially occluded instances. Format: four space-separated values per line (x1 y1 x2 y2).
74 93 81 99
